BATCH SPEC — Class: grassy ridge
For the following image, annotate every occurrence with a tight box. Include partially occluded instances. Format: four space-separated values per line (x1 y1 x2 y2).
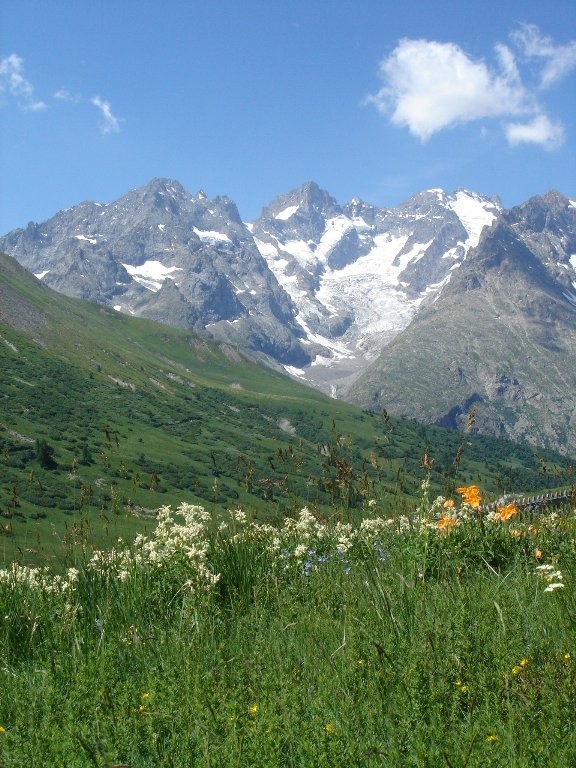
1 492 575 766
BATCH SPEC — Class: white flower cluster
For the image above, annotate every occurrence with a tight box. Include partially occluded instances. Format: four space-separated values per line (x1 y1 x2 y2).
220 506 400 567
535 563 565 593
0 562 80 595
126 503 219 589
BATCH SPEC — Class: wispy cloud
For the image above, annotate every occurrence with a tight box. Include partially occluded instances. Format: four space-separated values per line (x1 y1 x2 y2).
1 53 123 134
90 96 121 134
505 115 565 150
511 23 576 89
54 88 81 104
368 24 576 150
0 53 46 111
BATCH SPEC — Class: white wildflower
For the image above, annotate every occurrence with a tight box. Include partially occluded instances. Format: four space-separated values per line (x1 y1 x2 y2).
294 544 308 560
230 508 247 524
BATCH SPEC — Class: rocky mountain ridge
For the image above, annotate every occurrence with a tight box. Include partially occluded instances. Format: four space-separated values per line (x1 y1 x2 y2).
347 193 576 454
1 179 575 453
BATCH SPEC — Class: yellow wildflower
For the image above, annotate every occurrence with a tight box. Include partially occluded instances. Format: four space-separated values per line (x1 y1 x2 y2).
0 725 5 734
512 659 528 676
248 704 258 716
324 722 336 734
486 734 499 743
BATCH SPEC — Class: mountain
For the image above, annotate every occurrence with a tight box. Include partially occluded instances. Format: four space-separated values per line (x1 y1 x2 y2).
0 179 307 366
251 182 500 392
347 192 576 454
0 179 500 388
1 180 576 455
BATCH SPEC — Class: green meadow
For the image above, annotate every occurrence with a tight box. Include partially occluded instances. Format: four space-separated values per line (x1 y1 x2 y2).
1 488 575 766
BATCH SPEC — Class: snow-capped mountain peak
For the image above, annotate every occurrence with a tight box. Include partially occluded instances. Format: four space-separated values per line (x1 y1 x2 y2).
250 183 502 392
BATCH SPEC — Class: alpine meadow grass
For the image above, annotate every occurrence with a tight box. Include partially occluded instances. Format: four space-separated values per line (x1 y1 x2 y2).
1 481 576 766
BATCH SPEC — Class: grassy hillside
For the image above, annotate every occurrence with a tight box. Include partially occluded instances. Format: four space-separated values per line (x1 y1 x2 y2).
1 253 574 565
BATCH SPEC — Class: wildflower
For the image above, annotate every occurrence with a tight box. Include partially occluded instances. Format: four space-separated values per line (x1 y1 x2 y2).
0 725 5 734
324 722 336 734
534 549 542 559
512 659 528 676
443 499 455 509
455 679 468 693
486 735 499 743
294 544 308 560
564 653 571 661
456 485 481 508
437 514 458 532
494 503 518 522
544 582 565 592
230 508 247 524
367 499 376 508
248 704 258 716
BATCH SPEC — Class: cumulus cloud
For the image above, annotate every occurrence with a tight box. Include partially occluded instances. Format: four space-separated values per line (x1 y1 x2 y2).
368 24 575 149
0 53 46 110
368 38 528 140
90 96 121 134
505 115 565 150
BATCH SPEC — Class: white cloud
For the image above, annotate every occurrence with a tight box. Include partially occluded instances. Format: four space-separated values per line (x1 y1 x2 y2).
368 38 528 141
0 53 46 111
505 114 565 150
54 88 81 103
90 96 121 134
369 25 575 149
511 23 576 88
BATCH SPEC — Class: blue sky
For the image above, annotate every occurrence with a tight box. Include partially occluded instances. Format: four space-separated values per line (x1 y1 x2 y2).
1 0 575 233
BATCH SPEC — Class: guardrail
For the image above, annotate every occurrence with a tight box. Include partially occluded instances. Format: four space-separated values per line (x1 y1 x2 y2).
487 487 576 514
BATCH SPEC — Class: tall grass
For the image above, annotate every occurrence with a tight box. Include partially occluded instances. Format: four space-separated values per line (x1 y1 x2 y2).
1 485 575 766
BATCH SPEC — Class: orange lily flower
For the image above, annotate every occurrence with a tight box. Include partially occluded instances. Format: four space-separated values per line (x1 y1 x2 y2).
494 503 518 522
456 485 481 508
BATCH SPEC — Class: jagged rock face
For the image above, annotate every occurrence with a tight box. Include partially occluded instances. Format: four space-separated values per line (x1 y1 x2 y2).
0 179 308 366
347 197 576 455
251 184 500 392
